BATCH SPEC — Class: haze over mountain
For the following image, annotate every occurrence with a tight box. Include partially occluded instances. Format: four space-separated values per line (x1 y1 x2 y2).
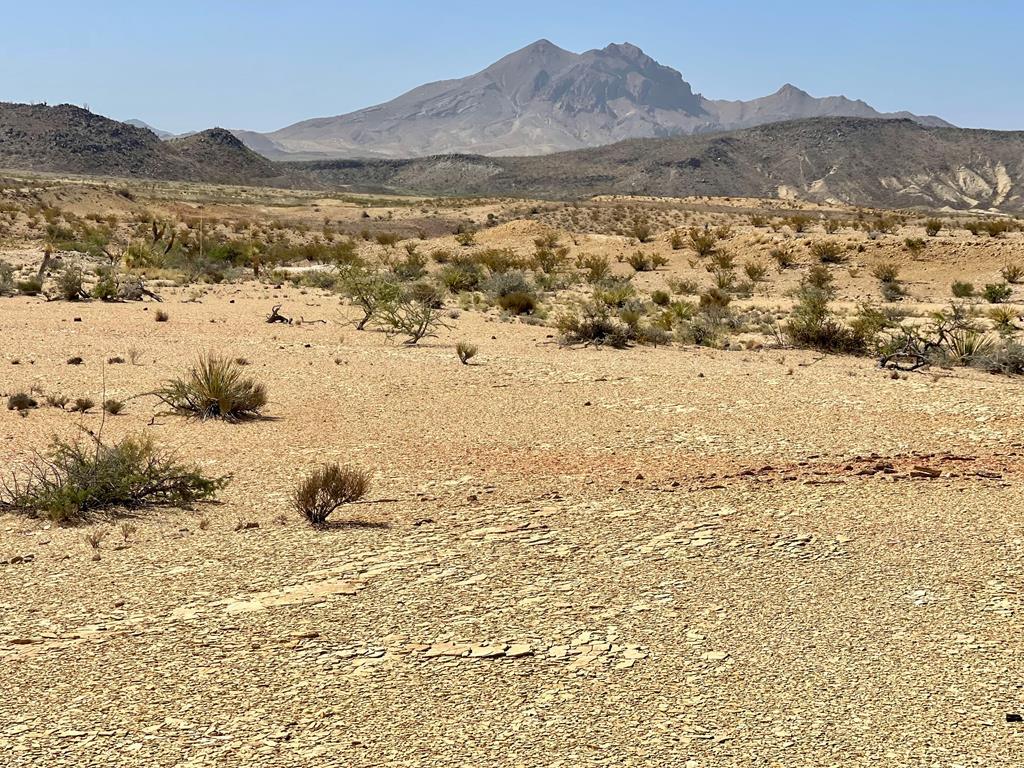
233 40 951 159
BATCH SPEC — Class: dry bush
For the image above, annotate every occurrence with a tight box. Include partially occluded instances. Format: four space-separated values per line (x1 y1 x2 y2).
293 464 371 526
7 392 37 411
456 341 478 365
156 354 267 421
811 241 845 264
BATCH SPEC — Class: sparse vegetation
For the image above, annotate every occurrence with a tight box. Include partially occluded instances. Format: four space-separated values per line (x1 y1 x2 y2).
293 464 371 526
0 434 224 522
156 354 267 421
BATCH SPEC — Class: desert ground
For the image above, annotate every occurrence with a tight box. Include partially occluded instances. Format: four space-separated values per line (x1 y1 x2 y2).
2 174 1024 766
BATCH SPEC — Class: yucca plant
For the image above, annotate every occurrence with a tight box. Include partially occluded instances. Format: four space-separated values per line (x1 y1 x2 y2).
156 354 267 421
944 329 996 365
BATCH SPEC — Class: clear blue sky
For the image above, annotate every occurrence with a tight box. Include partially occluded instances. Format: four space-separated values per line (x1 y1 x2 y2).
2 0 1020 133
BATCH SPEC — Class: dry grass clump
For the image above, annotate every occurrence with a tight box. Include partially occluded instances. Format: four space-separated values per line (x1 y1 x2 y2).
293 464 371 526
156 354 267 421
0 434 225 522
456 341 478 364
7 392 38 411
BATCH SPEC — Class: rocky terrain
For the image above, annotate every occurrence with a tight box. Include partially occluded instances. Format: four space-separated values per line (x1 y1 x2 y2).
0 103 300 187
296 117 1024 212
236 40 950 159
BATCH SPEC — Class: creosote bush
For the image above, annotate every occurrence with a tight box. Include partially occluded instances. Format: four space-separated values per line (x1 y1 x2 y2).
0 434 225 522
293 464 371 526
156 354 267 421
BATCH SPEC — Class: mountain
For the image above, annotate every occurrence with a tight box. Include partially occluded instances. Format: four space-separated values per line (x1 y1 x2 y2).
125 119 174 139
291 117 1024 212
236 40 952 159
0 103 303 186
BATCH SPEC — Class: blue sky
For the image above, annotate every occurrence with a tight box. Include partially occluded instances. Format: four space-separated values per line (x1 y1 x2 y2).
1 1 1020 133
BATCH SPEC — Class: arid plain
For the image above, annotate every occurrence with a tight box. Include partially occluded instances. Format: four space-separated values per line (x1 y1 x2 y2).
2 176 1024 766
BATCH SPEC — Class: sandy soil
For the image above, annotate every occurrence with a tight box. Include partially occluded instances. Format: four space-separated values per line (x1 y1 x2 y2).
1 281 1023 767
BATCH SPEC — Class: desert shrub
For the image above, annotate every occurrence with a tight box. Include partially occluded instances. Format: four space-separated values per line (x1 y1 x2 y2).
965 221 982 236
485 271 536 315
982 220 1011 238
497 291 536 315
629 218 653 243
786 286 869 354
0 434 224 522
91 268 120 301
750 214 768 228
7 392 37 411
951 281 975 298
375 289 453 344
771 248 796 270
650 289 670 306
557 300 633 348
880 281 906 302
155 309 169 322
988 306 1018 332
454 231 476 247
70 397 95 413
594 277 636 308
669 231 684 250
0 260 13 295
475 248 523 274
904 237 926 255
983 283 1013 303
45 393 69 409
872 262 901 283
626 251 653 271
103 399 125 415
972 340 1024 375
712 268 736 291
708 251 736 271
924 219 943 236
456 341 477 365
811 241 845 264
1000 263 1024 284
787 215 811 233
803 265 836 298
293 463 371 526
531 235 569 274
439 261 483 292
578 254 610 283
339 267 401 329
743 261 768 283
943 329 997 366
687 226 718 257
374 232 401 247
17 276 43 296
392 250 428 281
824 219 841 234
156 354 267 421
667 277 699 295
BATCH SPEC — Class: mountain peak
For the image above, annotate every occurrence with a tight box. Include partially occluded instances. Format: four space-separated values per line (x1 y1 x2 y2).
600 42 647 60
775 83 810 98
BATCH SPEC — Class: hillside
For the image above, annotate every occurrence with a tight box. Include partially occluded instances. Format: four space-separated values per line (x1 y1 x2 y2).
0 103 302 186
292 118 1024 212
237 40 950 159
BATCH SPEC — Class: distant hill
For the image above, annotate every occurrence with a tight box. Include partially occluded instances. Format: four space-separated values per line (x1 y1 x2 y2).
0 102 302 186
124 118 175 139
291 118 1024 212
236 39 951 159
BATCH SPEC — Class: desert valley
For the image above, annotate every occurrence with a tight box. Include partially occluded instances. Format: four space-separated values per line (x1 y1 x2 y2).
2 22 1024 768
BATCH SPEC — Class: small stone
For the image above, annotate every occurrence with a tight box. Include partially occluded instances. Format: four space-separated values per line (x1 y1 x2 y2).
701 651 729 661
505 644 533 658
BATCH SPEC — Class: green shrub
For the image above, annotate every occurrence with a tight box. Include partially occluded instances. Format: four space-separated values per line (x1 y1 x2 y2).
811 241 845 264
16 277 42 296
650 290 671 306
626 252 652 271
983 283 1013 303
0 434 224 522
951 281 975 298
557 300 633 348
687 226 718 257
904 237 926 255
924 219 942 236
156 355 267 421
0 261 13 295
786 286 870 354
743 261 768 283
